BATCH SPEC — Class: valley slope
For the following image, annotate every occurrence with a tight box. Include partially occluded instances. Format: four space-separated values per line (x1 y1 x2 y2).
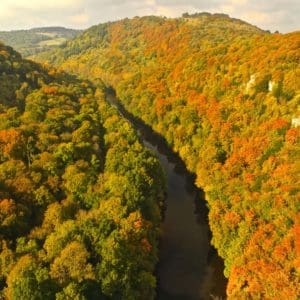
0 42 165 299
35 13 300 299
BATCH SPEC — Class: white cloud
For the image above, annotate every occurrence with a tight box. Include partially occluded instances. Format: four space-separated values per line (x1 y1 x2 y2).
0 0 83 10
0 0 298 32
68 13 90 25
219 4 236 14
228 0 248 5
241 11 272 24
145 0 156 6
155 5 196 17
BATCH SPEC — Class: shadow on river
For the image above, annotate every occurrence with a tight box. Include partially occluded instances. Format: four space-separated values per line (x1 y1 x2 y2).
106 91 227 300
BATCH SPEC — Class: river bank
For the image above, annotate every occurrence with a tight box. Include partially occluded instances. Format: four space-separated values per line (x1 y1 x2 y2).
106 92 227 300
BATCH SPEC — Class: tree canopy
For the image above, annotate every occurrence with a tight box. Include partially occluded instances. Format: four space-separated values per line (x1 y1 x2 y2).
36 14 300 299
0 41 165 299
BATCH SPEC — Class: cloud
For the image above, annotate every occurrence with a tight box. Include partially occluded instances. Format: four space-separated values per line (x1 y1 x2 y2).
68 13 90 25
154 4 196 17
228 0 248 5
0 0 83 10
241 11 272 24
0 0 298 33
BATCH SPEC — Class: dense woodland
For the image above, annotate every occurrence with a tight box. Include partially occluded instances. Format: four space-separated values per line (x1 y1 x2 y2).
36 13 300 299
0 42 165 299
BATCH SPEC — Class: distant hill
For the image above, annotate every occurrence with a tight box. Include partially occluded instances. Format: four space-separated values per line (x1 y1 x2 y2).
0 27 82 57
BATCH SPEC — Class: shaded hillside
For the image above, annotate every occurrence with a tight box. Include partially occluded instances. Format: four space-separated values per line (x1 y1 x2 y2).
0 42 165 299
35 13 300 299
0 27 81 57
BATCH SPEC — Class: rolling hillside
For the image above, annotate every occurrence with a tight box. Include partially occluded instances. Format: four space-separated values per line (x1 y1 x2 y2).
35 13 300 299
0 27 81 57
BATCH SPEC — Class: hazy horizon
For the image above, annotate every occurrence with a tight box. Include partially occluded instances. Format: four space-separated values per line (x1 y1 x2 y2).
0 0 299 33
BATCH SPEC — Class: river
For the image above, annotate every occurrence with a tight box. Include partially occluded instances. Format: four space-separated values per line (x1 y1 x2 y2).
106 92 227 300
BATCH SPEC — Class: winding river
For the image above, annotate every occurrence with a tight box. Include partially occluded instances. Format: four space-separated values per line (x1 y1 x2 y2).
106 92 227 300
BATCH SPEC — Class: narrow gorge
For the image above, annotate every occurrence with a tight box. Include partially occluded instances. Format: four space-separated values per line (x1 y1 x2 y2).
107 92 227 300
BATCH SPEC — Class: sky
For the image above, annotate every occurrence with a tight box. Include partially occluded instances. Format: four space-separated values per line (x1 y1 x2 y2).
0 0 299 33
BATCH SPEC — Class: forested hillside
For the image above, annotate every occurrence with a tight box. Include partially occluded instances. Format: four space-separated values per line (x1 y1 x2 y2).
0 42 165 299
0 27 81 57
35 13 300 299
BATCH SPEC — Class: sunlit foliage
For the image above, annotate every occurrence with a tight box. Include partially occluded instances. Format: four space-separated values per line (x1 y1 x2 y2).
0 42 165 299
37 13 300 299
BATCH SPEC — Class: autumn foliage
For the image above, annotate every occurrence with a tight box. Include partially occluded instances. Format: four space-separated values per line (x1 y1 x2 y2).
0 42 165 299
36 13 300 298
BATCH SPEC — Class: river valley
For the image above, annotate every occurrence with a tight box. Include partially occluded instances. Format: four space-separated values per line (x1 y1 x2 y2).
106 93 227 300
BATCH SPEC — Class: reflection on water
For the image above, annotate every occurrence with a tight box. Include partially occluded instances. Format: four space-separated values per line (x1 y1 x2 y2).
106 93 227 300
